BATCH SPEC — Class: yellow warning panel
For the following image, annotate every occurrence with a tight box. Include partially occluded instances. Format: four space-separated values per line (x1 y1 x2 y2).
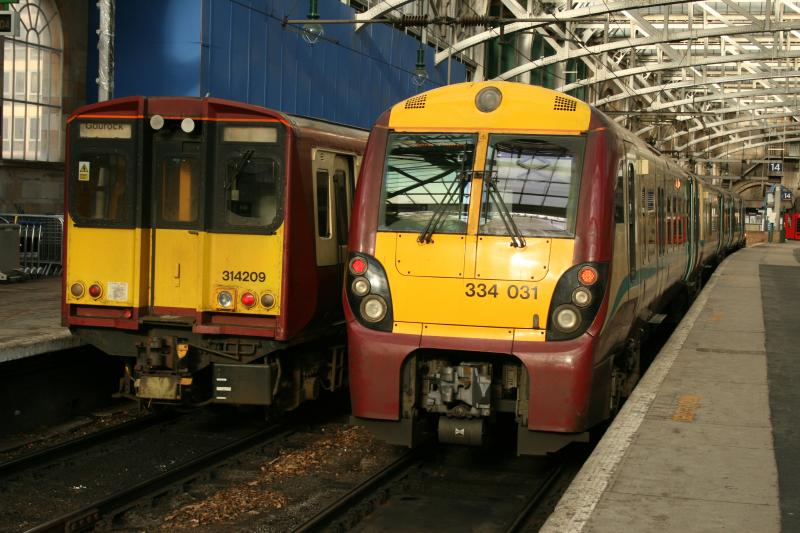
78 161 90 181
672 394 702 422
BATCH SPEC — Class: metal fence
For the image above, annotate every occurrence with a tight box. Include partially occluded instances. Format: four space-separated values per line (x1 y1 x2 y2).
0 214 63 278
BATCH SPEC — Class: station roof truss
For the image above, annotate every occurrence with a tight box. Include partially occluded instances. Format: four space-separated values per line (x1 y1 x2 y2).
355 0 800 171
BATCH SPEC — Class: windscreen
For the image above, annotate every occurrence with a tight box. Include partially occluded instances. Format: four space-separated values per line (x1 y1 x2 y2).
379 133 476 233
481 135 584 237
214 124 285 233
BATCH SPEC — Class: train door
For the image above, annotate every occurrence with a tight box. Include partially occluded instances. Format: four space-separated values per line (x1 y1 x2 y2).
150 129 204 312
313 150 354 268
657 180 666 301
640 164 657 309
625 155 638 286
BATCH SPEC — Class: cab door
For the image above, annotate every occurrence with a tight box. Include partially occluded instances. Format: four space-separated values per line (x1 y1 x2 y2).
150 131 204 312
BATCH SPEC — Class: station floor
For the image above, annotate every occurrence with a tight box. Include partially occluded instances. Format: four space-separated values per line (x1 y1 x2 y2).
543 242 799 533
0 278 80 363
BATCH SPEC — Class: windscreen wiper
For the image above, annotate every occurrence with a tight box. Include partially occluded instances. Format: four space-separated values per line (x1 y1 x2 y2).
483 172 526 248
417 170 470 244
225 149 254 190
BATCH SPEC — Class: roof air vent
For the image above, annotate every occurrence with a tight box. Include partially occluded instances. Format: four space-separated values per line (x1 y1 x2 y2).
404 94 427 109
554 95 577 112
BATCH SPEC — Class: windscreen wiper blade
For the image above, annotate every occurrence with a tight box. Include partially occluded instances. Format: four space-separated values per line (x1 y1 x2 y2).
484 173 526 248
417 171 470 244
226 149 254 190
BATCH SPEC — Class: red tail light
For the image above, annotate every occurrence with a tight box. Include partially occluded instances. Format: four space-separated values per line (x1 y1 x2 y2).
88 283 103 298
241 292 256 308
578 266 598 286
349 257 368 275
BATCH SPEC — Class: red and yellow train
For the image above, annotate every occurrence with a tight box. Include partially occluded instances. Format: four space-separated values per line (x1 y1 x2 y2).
63 96 367 409
345 82 744 454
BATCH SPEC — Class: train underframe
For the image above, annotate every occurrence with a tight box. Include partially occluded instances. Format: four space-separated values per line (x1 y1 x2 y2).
75 325 347 411
347 280 700 456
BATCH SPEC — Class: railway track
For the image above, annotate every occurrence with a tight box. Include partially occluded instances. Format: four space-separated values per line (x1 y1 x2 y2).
0 411 177 479
26 423 290 533
0 408 297 533
294 443 569 532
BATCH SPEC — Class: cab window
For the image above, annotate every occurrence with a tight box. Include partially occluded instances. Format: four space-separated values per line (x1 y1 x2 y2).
379 133 476 233
481 135 584 237
74 153 129 222
224 153 280 227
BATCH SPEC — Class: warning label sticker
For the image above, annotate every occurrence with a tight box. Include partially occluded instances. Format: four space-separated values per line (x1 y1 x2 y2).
78 161 91 181
107 281 129 302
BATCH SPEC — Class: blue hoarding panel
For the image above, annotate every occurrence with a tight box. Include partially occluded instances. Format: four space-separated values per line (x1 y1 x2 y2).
105 0 467 128
114 0 202 97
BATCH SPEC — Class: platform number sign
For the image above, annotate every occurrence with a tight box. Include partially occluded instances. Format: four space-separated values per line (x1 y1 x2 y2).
768 161 784 175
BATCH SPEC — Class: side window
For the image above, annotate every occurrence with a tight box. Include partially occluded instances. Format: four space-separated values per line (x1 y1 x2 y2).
316 169 330 238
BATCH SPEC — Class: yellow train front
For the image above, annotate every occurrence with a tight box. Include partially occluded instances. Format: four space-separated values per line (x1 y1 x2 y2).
346 82 716 454
63 96 367 408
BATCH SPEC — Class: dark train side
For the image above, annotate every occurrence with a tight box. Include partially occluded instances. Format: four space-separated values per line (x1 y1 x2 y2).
63 96 368 409
345 82 744 455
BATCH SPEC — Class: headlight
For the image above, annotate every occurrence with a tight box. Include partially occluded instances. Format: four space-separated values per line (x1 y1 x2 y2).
554 305 580 332
475 86 503 113
360 295 388 323
217 290 233 308
351 278 370 297
572 287 592 307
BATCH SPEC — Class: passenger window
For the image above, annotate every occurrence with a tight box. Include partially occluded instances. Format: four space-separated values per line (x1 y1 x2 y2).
317 169 330 238
225 152 280 227
75 153 128 221
159 157 199 222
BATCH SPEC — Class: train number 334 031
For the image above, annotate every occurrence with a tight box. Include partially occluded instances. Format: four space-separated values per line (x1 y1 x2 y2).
464 283 537 299
222 270 266 282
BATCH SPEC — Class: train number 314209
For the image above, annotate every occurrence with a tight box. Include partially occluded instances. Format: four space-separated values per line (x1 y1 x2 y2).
221 270 267 282
464 283 538 299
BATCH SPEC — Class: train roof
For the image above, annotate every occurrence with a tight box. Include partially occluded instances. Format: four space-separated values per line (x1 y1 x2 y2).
68 96 368 139
388 81 591 134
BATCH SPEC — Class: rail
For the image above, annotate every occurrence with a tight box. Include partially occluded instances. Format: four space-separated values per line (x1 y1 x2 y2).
294 447 426 532
0 412 177 479
0 213 63 278
24 422 291 533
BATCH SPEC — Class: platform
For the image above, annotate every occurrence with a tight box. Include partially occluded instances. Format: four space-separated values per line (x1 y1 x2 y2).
544 242 798 533
0 278 81 363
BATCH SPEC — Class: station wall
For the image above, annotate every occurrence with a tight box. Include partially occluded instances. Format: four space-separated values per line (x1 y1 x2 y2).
96 0 467 129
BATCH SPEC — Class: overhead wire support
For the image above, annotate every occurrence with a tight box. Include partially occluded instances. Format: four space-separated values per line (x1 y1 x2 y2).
282 15 610 28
